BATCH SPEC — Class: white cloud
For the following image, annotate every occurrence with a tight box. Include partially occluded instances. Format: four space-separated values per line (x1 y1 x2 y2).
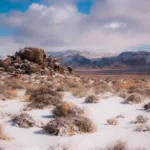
0 0 150 55
104 22 126 30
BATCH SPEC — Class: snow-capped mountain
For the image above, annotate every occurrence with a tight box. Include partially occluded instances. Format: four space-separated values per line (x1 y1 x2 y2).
48 50 150 68
48 50 117 60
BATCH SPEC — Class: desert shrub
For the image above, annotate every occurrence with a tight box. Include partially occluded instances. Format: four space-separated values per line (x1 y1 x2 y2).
135 124 150 132
118 92 127 99
93 83 110 94
48 143 71 150
70 87 91 98
0 83 9 99
107 118 118 126
28 86 63 109
118 82 135 90
144 102 150 110
5 78 25 89
74 116 96 133
12 113 35 128
106 140 128 150
53 102 84 117
43 117 74 136
0 83 17 99
126 94 142 104
43 116 96 136
136 115 149 124
0 124 11 141
85 95 99 103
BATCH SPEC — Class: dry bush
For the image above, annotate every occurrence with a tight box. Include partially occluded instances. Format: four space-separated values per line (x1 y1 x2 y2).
0 83 17 100
48 143 71 150
28 86 63 109
12 113 35 128
136 115 149 124
85 95 99 103
24 95 31 102
107 119 118 126
93 83 110 94
126 94 142 104
135 124 150 132
118 91 127 99
117 81 135 90
70 87 91 98
0 124 11 141
74 116 96 133
43 117 75 136
144 102 150 110
43 116 96 136
4 78 25 89
53 102 84 117
106 140 128 150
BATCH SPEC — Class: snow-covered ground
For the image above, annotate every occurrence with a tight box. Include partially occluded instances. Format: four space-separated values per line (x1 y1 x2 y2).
0 92 150 150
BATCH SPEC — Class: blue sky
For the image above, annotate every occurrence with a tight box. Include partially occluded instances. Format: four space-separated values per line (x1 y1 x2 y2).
0 0 150 54
0 0 93 14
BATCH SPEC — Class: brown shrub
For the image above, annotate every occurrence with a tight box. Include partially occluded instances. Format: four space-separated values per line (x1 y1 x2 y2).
135 124 150 132
12 113 35 128
136 115 149 124
0 124 11 141
93 83 110 94
28 86 63 109
0 83 17 99
144 102 150 110
106 140 128 150
43 117 74 136
126 94 142 104
107 119 118 126
53 102 84 117
74 116 96 133
43 116 96 136
70 87 91 98
85 95 99 103
5 78 25 89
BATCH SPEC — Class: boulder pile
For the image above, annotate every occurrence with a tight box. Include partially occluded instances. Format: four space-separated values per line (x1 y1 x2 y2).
0 47 74 75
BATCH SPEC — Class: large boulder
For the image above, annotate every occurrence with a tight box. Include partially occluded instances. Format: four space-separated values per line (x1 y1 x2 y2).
17 47 45 64
0 57 12 70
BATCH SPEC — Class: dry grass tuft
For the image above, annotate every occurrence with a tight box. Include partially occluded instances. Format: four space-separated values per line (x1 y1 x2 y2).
117 81 135 90
43 117 74 136
0 124 11 141
106 140 128 150
70 87 92 98
135 124 150 132
126 94 142 104
24 95 31 102
107 118 118 126
136 115 149 124
28 86 63 109
85 95 99 103
12 113 35 128
53 102 84 117
144 102 150 110
43 116 96 136
74 116 96 133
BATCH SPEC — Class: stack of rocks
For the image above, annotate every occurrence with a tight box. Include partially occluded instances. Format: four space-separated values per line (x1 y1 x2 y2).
0 47 74 76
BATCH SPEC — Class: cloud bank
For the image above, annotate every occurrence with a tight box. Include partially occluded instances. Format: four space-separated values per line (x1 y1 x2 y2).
0 0 150 55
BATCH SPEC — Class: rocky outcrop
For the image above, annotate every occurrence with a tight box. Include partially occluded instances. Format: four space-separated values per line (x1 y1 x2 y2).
0 47 74 76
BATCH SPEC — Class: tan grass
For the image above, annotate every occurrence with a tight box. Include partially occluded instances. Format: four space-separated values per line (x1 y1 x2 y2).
70 87 92 98
107 119 118 126
0 124 11 141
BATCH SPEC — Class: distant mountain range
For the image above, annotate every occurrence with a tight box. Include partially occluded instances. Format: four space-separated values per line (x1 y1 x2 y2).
48 50 150 69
